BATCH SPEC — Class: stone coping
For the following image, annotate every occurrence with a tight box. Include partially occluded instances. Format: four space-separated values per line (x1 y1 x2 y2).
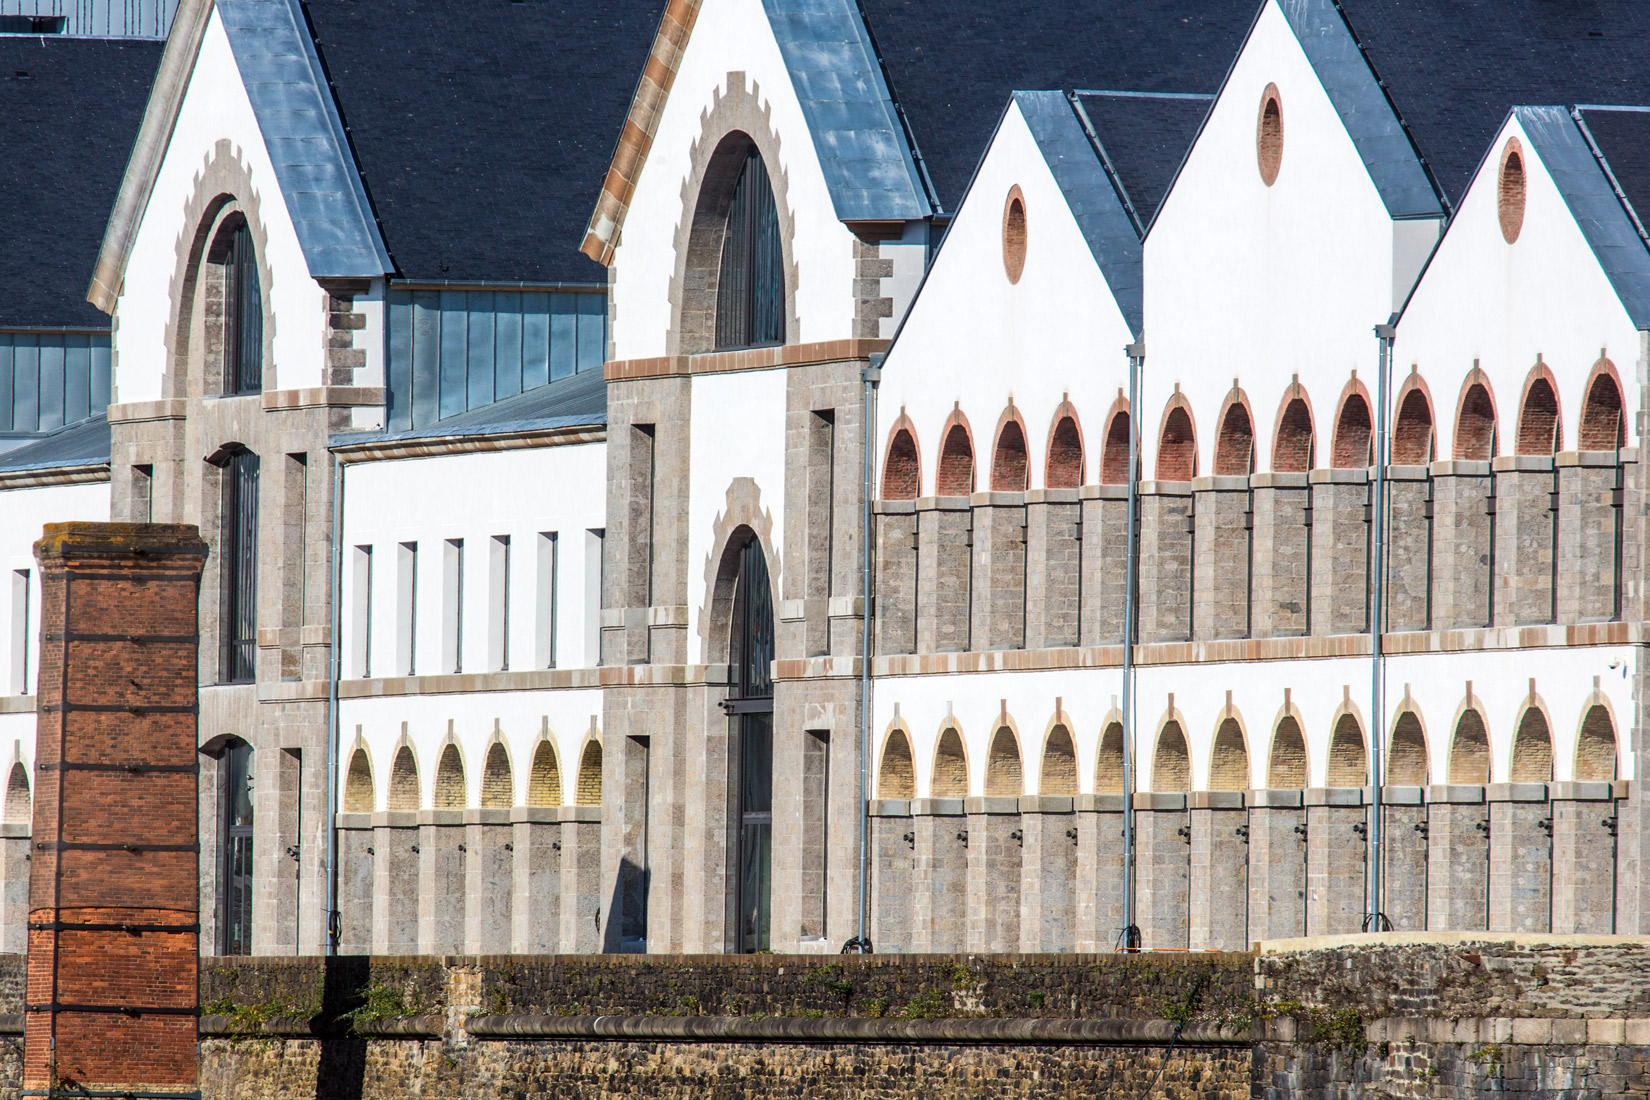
1258 931 1650 953
462 1015 1253 1045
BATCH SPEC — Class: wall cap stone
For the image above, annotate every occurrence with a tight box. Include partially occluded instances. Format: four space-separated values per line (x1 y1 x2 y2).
1550 781 1614 801
964 796 1021 815
909 798 965 816
1258 931 1650 954
1019 796 1073 814
1190 791 1245 810
1485 782 1548 802
1426 784 1484 804
1305 787 1364 807
1248 789 1303 808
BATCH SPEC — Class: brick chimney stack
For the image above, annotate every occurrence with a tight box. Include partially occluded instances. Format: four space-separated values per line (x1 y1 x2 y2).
24 523 208 1099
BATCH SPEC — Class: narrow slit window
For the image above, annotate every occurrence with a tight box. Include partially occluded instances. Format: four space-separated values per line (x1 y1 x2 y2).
223 222 263 395
10 570 29 695
488 535 511 672
585 528 604 667
537 532 558 669
443 538 464 674
351 546 373 678
397 542 418 676
220 449 259 683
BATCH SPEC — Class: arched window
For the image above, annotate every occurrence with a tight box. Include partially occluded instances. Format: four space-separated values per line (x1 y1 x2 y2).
220 738 254 955
217 446 259 684
729 538 775 952
715 148 784 350
222 220 263 394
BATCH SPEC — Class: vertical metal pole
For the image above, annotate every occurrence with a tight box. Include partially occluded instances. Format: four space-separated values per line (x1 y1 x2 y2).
855 354 881 952
1368 321 1395 930
1121 339 1144 948
325 453 344 954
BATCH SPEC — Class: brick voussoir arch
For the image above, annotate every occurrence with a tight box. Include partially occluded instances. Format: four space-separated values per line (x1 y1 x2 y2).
1212 386 1256 476
1270 380 1316 473
935 406 977 497
1391 370 1436 466
1330 375 1375 469
989 402 1031 492
1515 360 1563 455
881 410 922 500
1154 391 1198 482
1100 393 1132 485
1579 357 1627 452
1044 398 1085 489
1452 367 1499 460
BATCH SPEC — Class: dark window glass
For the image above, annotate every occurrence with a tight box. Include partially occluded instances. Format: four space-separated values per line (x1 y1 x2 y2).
715 149 784 350
221 449 259 682
224 223 263 394
729 537 774 952
220 740 254 955
729 539 773 700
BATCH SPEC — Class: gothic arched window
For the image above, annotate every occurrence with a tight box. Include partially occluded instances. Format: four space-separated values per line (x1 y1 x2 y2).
220 739 254 954
222 221 263 394
728 538 774 952
715 149 784 350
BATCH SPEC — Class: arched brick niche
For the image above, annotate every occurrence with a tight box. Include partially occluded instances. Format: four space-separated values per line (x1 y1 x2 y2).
1575 703 1618 781
1272 388 1315 472
1387 710 1430 786
1039 724 1078 796
1509 706 1553 783
1151 718 1190 792
931 725 969 797
1155 398 1197 482
1515 365 1562 455
1045 404 1084 489
1100 402 1131 484
935 412 976 496
1267 715 1307 789
1391 377 1435 465
984 725 1023 796
1453 373 1498 460
990 407 1029 491
877 726 916 798
1579 362 1625 451
1332 385 1373 468
882 415 921 499
1448 707 1490 784
1326 713 1367 787
1213 392 1254 476
1095 721 1124 794
1208 717 1249 791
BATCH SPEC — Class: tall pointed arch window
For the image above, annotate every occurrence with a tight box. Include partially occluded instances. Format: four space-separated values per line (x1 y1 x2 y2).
728 538 774 951
219 447 260 682
220 739 254 954
223 221 263 394
716 149 785 350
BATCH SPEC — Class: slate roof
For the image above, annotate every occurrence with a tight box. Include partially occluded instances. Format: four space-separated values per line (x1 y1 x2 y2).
0 415 109 471
1072 91 1212 233
856 0 1256 215
1576 106 1650 242
0 37 161 328
300 0 661 284
332 363 606 449
1334 0 1650 212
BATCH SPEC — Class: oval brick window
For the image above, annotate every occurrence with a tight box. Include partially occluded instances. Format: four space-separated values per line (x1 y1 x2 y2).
1257 83 1283 186
1499 137 1526 244
1002 185 1027 283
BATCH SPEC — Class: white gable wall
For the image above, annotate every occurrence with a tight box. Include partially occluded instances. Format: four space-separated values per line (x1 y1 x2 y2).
877 100 1134 488
606 0 859 361
112 10 328 402
1395 114 1642 449
1144 1 1427 474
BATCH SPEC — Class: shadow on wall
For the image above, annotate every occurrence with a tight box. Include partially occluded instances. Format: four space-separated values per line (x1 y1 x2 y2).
316 955 369 1100
604 857 649 954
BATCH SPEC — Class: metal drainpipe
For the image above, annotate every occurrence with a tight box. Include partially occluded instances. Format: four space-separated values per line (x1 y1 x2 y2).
1367 319 1396 931
324 451 344 954
1121 338 1144 949
854 353 882 952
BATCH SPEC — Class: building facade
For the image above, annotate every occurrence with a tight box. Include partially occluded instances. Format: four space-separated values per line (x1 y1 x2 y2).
0 0 1648 958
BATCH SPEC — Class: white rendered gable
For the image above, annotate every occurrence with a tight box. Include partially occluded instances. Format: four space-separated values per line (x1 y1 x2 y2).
1143 0 1438 476
112 9 328 403
1395 114 1641 450
878 99 1133 491
605 0 858 361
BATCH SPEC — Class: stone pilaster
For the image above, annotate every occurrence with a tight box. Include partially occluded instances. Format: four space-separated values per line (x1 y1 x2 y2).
1250 473 1309 638
1079 488 1129 645
1025 491 1081 649
1306 788 1366 936
869 801 912 953
909 799 965 952
510 814 562 953
418 813 466 954
1551 782 1619 934
964 797 1021 952
1018 798 1076 952
559 811 602 953
1134 793 1190 949
1138 484 1192 643
970 494 1026 651
1487 784 1551 933
1384 467 1432 632
335 818 374 954
1074 795 1124 951
873 504 918 655
1376 788 1427 931
916 499 971 652
1426 786 1489 931
371 815 418 953
1493 458 1558 625
1556 453 1622 623
1191 477 1251 640
1188 792 1247 950
463 813 513 953
1429 463 1493 629
1309 470 1370 636
1247 791 1306 940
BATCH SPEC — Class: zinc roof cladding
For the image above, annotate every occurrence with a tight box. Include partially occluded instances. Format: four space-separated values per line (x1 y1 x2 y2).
1519 105 1650 331
764 0 929 221
1072 90 1213 234
218 0 390 279
1332 0 1650 213
299 0 660 284
334 361 606 448
1575 106 1650 245
0 414 109 472
855 0 1256 216
1012 91 1146 338
0 38 161 328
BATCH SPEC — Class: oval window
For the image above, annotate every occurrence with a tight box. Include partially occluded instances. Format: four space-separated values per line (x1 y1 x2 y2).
1002 186 1027 283
1257 84 1283 186
1499 138 1526 243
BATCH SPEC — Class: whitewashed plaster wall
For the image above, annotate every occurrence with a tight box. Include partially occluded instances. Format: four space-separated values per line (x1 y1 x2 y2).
339 441 607 678
877 100 1134 487
686 368 787 654
339 688 603 811
1394 115 1642 449
874 645 1632 797
112 10 329 402
1144 1 1433 475
606 0 859 361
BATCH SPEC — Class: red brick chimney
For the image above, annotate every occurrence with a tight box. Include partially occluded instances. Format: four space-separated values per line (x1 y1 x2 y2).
24 523 208 1098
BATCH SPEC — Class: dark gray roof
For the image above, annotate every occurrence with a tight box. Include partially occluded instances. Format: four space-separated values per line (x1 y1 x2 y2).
0 414 109 472
1576 106 1650 243
765 0 928 221
1014 91 1144 337
1335 0 1650 212
856 0 1256 215
300 0 661 283
1522 106 1650 330
1072 90 1212 233
333 364 605 449
218 0 391 278
0 37 161 328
